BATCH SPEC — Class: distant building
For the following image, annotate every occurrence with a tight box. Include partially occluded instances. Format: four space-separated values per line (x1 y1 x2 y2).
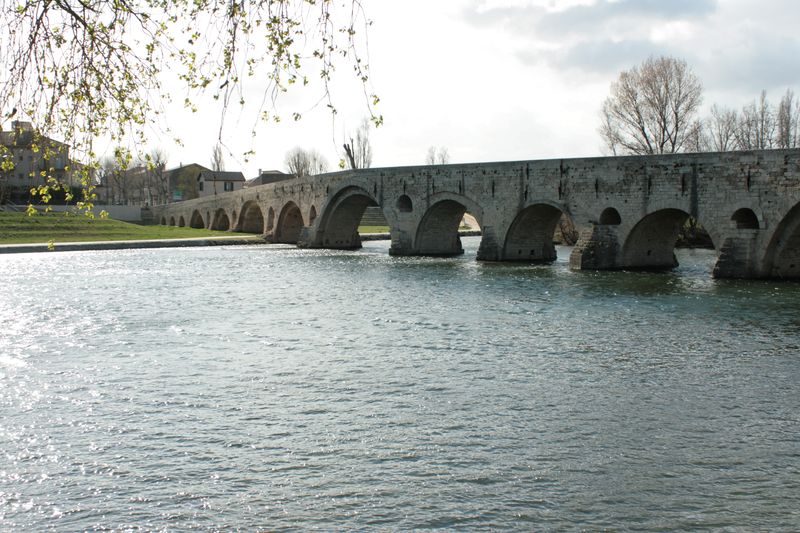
197 170 246 198
161 163 210 202
0 121 76 204
245 169 295 188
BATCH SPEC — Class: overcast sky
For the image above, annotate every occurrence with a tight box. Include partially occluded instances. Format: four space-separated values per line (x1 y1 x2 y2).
150 0 800 176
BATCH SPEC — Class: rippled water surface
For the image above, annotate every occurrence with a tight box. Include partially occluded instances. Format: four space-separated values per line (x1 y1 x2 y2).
1 237 799 531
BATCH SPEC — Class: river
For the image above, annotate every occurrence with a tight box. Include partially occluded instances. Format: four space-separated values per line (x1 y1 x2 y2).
1 237 799 531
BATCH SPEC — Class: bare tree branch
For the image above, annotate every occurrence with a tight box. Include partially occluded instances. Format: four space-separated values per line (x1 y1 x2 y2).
599 56 703 155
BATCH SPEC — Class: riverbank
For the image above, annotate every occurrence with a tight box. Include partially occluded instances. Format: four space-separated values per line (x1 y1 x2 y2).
0 235 266 254
0 212 237 244
0 232 486 254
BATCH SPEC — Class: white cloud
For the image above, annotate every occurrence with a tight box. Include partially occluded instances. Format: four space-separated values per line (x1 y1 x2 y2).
151 0 800 175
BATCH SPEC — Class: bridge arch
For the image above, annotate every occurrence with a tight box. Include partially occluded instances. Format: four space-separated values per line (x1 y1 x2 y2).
275 201 304 244
237 200 265 233
765 202 800 277
599 207 622 226
620 208 707 269
317 185 380 249
160 216 167 225
178 215 185 227
169 216 175 226
190 210 204 229
502 201 571 262
211 208 230 231
414 192 483 256
731 207 759 229
397 194 413 213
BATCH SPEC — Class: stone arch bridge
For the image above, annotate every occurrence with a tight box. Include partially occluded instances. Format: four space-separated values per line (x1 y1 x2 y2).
152 149 800 279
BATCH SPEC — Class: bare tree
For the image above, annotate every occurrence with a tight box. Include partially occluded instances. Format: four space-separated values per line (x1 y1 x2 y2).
285 147 328 177
425 146 450 165
735 90 775 150
141 148 168 204
705 104 738 152
100 151 132 205
343 118 373 169
211 144 225 172
600 56 703 155
425 146 437 165
683 120 707 153
776 89 800 149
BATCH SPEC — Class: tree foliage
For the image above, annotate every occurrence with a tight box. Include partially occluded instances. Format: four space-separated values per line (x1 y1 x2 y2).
0 0 379 212
600 56 703 155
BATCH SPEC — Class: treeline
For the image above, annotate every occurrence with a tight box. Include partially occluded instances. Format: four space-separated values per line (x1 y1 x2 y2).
600 56 800 156
692 90 800 152
98 148 169 206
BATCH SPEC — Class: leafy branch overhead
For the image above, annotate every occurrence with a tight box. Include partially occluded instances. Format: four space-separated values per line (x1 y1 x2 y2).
0 0 380 211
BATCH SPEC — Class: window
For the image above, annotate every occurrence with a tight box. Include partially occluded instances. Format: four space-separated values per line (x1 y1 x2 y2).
224 181 234 191
198 181 204 192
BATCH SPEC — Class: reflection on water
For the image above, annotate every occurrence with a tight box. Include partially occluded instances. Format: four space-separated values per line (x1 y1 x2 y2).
0 237 799 531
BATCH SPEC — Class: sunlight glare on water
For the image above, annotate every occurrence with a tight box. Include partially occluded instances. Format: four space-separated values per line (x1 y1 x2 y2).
1 237 799 531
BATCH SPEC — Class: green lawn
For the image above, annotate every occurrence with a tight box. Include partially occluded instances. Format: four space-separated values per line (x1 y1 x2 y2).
357 225 389 234
0 212 252 244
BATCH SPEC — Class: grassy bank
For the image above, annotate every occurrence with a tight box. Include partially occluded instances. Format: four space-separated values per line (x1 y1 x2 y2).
0 212 248 244
357 225 389 234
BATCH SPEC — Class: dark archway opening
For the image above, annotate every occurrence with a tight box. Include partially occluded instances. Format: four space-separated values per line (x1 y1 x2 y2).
622 209 701 270
178 216 185 227
502 204 569 262
676 217 714 248
397 194 413 213
322 192 379 249
190 210 205 229
238 201 265 233
211 209 230 231
169 216 175 226
416 199 472 256
732 208 759 229
599 207 621 225
160 216 167 225
767 202 800 278
275 202 304 244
